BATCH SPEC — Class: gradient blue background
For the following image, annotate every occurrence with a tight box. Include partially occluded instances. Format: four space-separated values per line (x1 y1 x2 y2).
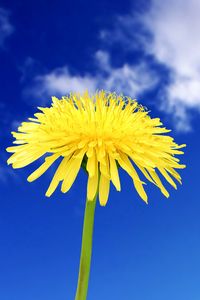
0 1 200 299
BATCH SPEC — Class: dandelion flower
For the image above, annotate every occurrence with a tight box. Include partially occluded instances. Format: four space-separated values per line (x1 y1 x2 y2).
6 90 186 300
7 91 186 206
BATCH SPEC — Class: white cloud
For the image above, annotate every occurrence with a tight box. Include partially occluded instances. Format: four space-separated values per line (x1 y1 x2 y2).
99 0 200 131
142 0 200 115
24 67 97 104
0 7 14 47
143 0 200 77
95 50 157 96
35 67 97 96
26 51 156 105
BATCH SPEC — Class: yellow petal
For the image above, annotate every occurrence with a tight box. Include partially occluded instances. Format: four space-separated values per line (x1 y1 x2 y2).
99 173 110 206
109 155 121 191
86 151 97 177
166 167 182 184
61 153 85 193
158 167 177 189
117 153 139 182
87 170 99 201
46 156 70 197
12 150 46 168
99 155 110 179
117 153 147 203
135 164 155 184
133 179 148 203
7 146 32 164
6 144 29 153
148 169 169 197
28 153 60 182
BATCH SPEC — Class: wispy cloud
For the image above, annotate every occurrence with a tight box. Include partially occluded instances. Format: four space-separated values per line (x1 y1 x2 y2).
0 7 14 48
34 67 97 97
95 50 157 96
0 152 19 183
24 51 156 106
140 0 200 131
101 0 200 131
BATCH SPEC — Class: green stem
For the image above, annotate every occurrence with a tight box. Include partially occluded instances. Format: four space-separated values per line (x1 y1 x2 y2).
75 193 98 300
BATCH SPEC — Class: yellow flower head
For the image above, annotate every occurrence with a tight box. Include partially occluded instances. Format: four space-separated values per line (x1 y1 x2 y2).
7 91 186 206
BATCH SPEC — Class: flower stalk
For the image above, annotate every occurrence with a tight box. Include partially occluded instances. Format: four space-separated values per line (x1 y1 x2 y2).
75 191 98 300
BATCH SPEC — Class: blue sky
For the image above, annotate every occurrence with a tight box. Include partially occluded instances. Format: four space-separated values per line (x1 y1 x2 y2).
0 1 200 299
